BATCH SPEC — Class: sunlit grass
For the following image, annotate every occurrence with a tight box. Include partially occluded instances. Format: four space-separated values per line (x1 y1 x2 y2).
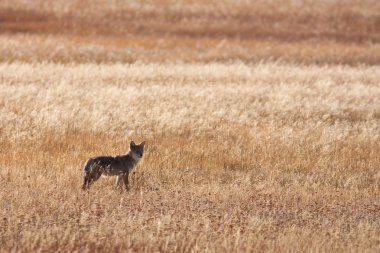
1 62 380 252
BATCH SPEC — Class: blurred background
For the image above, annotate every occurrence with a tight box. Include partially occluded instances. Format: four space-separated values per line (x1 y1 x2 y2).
1 0 379 65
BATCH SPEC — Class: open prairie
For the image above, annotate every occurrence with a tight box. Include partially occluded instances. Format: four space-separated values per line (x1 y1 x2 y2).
1 1 380 252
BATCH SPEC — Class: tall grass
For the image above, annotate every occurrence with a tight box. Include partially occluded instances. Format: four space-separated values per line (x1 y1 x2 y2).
1 62 380 252
1 0 380 251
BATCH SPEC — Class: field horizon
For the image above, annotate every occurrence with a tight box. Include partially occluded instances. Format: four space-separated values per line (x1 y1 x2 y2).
1 0 380 65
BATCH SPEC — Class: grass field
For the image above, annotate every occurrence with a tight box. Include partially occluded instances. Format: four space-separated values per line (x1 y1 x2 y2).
1 0 380 252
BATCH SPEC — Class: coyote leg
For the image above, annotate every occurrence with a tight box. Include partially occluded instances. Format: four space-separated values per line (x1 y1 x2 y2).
115 176 123 189
123 173 130 191
82 170 102 190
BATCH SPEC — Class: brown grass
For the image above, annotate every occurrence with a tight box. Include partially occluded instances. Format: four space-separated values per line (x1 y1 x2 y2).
0 0 380 64
1 1 380 252
1 62 380 252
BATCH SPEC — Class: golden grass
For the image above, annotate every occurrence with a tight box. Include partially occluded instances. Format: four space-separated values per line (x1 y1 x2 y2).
1 0 380 64
1 0 380 251
1 34 380 65
1 62 380 252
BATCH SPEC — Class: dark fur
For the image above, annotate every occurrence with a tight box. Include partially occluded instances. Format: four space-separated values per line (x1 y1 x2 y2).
82 141 145 191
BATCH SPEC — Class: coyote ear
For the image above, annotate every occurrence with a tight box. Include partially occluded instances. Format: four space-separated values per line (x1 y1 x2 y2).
140 141 146 147
130 141 136 147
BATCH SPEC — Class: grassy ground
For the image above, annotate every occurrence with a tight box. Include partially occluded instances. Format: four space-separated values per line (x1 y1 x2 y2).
1 62 380 252
1 0 380 64
1 0 380 252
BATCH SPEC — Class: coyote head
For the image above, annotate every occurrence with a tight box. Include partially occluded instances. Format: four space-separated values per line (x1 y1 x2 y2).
130 141 145 159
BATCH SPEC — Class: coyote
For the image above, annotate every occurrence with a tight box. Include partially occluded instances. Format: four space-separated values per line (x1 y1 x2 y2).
82 141 145 191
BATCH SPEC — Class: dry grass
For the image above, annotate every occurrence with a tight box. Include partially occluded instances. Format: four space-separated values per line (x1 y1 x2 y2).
1 0 380 64
1 62 380 252
1 0 380 252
